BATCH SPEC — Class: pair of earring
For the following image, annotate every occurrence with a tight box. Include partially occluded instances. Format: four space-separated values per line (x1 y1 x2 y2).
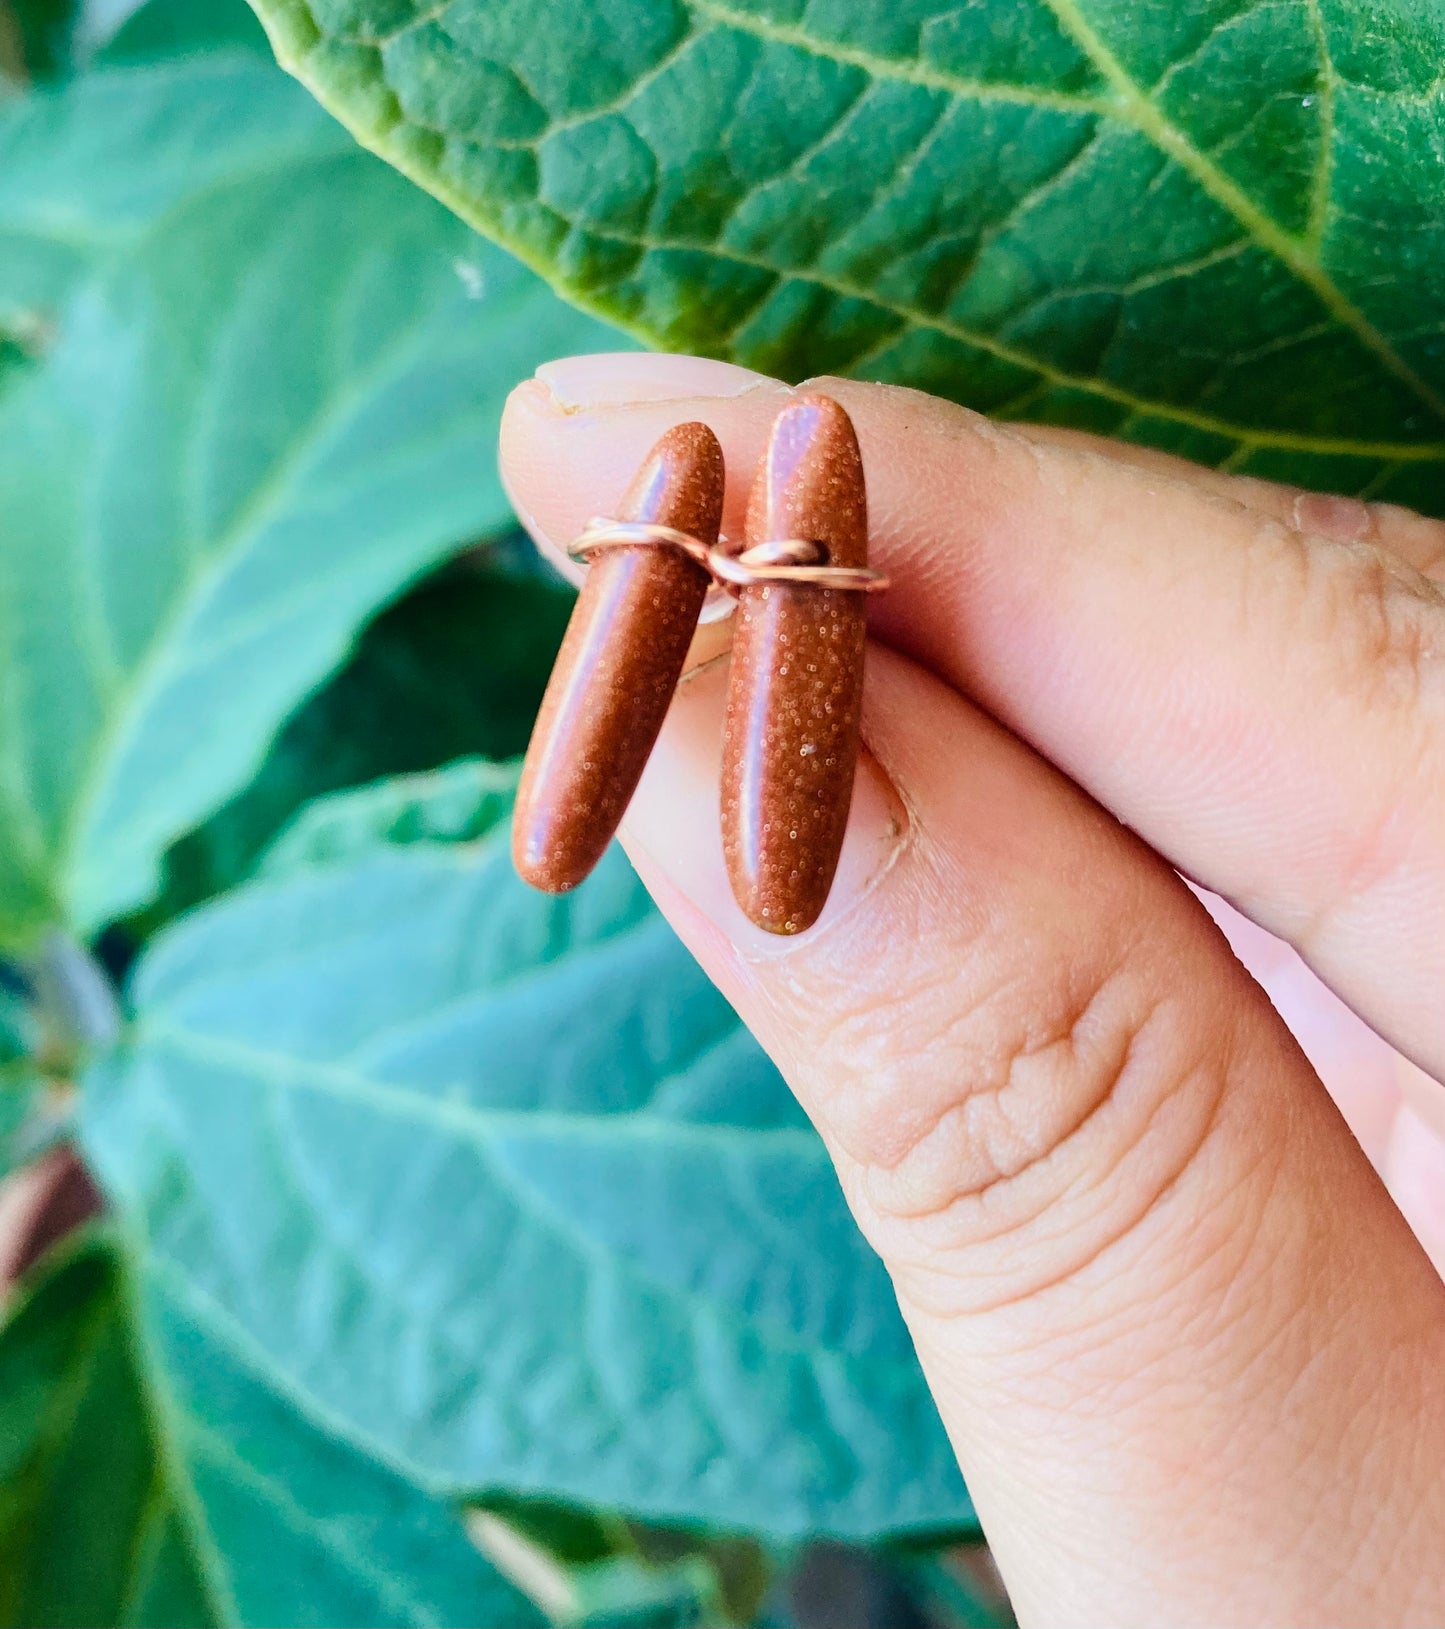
512 392 886 935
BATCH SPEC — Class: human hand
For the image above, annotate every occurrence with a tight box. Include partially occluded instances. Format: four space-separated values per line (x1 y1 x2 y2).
500 353 1445 1627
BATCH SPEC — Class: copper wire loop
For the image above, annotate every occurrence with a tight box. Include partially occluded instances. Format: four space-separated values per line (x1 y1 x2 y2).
567 516 890 594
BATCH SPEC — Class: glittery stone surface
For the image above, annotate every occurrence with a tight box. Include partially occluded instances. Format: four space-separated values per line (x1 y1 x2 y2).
513 422 723 892
721 394 868 934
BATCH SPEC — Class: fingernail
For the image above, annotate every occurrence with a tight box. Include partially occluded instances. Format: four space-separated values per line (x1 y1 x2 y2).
619 661 905 959
534 352 774 412
722 393 870 935
513 423 724 892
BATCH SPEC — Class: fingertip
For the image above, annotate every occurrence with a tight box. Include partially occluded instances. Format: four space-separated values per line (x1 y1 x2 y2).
534 351 773 410
498 355 791 578
498 378 585 584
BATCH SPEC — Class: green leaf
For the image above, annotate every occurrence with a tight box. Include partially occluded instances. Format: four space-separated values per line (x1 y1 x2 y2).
148 563 572 922
0 0 253 83
0 53 350 324
0 982 67 1179
895 1550 1016 1629
82 834 971 1540
0 981 38 1075
568 1554 723 1628
0 55 619 947
262 756 520 875
473 1493 778 1626
469 1506 735 1629
0 1233 544 1626
0 1236 192 1628
252 0 1445 513
96 0 270 65
1 0 76 81
0 1078 51 1180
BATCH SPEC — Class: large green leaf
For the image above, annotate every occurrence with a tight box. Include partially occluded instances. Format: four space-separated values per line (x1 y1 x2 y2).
149 563 572 923
82 821 971 1540
251 0 1445 512
0 1234 544 1626
0 53 348 322
0 54 618 947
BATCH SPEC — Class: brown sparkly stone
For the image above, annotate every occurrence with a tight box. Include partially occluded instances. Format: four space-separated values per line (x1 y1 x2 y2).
513 422 724 892
721 393 868 934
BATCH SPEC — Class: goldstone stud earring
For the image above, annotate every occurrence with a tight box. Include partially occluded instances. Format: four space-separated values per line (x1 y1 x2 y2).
721 393 878 935
511 421 725 893
513 396 886 932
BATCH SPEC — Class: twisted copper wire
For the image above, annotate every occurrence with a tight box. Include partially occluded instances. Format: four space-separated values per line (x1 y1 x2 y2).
567 517 889 595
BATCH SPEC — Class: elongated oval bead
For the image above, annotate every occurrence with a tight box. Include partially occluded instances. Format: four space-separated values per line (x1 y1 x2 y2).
513 421 724 892
721 394 868 934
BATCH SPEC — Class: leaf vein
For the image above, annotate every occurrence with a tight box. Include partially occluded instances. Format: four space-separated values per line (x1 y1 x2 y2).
1031 0 1445 419
1302 0 1336 248
687 0 1118 116
53 302 448 911
595 223 1445 458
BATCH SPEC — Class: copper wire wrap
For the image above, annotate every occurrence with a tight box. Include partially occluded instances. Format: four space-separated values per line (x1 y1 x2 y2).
567 517 890 595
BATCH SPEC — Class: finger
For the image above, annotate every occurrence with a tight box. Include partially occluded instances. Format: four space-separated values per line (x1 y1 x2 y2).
616 642 1445 1627
1384 1062 1445 1278
501 354 788 591
1017 424 1445 581
1201 889 1445 1277
500 357 1445 1081
507 356 1445 584
1196 888 1406 1164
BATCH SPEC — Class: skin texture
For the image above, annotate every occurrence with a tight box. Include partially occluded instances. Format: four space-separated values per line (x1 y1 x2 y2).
512 421 721 891
722 393 869 934
501 353 1445 1628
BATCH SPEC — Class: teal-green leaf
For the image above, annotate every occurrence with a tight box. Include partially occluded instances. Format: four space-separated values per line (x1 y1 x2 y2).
0 55 619 946
0 1237 200 1628
250 0 1445 511
96 0 271 65
568 1554 723 1628
0 56 350 323
261 756 520 874
147 563 572 924
0 986 63 1179
2 0 76 80
82 837 971 1539
0 1234 543 1626
0 1077 60 1181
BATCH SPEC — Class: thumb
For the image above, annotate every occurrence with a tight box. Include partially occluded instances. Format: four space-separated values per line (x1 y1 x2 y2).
500 357 1445 1627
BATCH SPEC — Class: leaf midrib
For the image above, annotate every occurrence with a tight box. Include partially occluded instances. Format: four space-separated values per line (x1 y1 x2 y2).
145 1016 822 1154
53 246 457 923
688 0 1114 115
111 1242 241 1626
130 1020 902 1380
182 1412 456 1625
